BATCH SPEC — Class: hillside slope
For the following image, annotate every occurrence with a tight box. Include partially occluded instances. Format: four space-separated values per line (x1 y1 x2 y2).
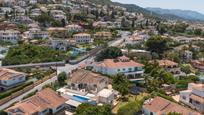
88 0 162 20
88 0 190 21
147 7 204 21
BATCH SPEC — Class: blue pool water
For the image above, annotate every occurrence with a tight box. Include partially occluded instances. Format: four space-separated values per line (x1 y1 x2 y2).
71 95 89 103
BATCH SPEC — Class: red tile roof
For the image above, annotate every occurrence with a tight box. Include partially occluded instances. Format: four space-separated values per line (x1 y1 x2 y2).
143 96 200 115
69 69 109 84
6 88 66 115
150 60 178 67
0 68 26 80
96 56 144 68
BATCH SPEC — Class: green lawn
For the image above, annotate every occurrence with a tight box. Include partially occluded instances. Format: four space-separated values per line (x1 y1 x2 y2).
112 93 149 114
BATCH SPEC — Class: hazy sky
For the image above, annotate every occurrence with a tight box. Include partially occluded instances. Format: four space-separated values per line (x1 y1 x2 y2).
112 0 204 14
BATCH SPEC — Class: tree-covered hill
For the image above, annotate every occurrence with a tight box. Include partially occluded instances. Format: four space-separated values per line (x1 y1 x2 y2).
89 0 162 20
2 44 65 65
88 0 191 21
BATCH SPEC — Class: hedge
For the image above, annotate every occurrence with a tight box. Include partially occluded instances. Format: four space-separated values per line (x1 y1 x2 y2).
0 81 33 100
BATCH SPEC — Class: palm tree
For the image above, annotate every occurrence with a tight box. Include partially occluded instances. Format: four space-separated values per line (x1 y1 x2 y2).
112 74 130 96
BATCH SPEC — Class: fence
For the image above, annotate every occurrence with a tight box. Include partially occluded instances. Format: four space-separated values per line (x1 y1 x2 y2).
0 73 56 106
69 46 104 64
2 61 65 69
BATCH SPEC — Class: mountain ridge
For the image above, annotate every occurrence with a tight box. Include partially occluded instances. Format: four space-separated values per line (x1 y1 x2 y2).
88 0 199 22
146 7 204 21
89 0 163 20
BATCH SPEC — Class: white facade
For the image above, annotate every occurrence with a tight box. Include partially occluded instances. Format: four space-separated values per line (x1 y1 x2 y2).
74 33 92 44
26 28 48 39
179 90 192 105
30 8 41 18
142 107 157 115
66 24 83 32
0 7 13 13
172 36 204 44
62 0 72 4
51 104 65 114
0 75 26 87
50 10 67 21
13 6 25 16
92 57 144 81
179 83 204 113
97 89 114 104
29 0 37 4
126 32 150 45
0 68 26 91
184 50 193 60
0 30 21 43
94 65 143 77
143 96 200 115
51 39 69 51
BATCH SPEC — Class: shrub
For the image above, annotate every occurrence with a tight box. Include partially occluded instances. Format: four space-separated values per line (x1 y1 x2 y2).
2 44 65 65
22 90 38 99
0 81 33 99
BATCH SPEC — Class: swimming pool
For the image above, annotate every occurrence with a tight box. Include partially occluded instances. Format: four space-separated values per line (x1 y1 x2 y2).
71 95 89 103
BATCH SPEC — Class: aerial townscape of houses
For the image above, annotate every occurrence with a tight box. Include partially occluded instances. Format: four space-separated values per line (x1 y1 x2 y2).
0 0 203 115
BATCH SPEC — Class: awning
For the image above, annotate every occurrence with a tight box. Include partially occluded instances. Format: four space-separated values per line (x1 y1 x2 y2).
65 99 81 107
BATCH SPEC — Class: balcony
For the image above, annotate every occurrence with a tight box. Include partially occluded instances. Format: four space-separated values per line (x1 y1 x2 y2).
123 70 144 75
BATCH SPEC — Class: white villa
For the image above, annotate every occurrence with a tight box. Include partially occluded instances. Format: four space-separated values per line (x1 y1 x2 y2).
0 30 21 43
0 68 26 91
180 83 204 114
143 96 200 115
126 30 150 45
50 10 67 21
66 24 83 32
74 33 92 44
6 88 66 115
92 56 144 81
25 28 48 39
68 69 109 94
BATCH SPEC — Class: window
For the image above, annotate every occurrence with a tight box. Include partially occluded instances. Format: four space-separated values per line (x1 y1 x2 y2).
42 109 48 113
190 98 193 103
167 66 171 68
182 96 186 100
19 77 23 80
56 105 63 110
195 101 200 105
176 71 180 74
123 68 126 71
118 69 120 72
128 68 132 71
71 83 75 87
78 84 83 89
150 112 153 115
